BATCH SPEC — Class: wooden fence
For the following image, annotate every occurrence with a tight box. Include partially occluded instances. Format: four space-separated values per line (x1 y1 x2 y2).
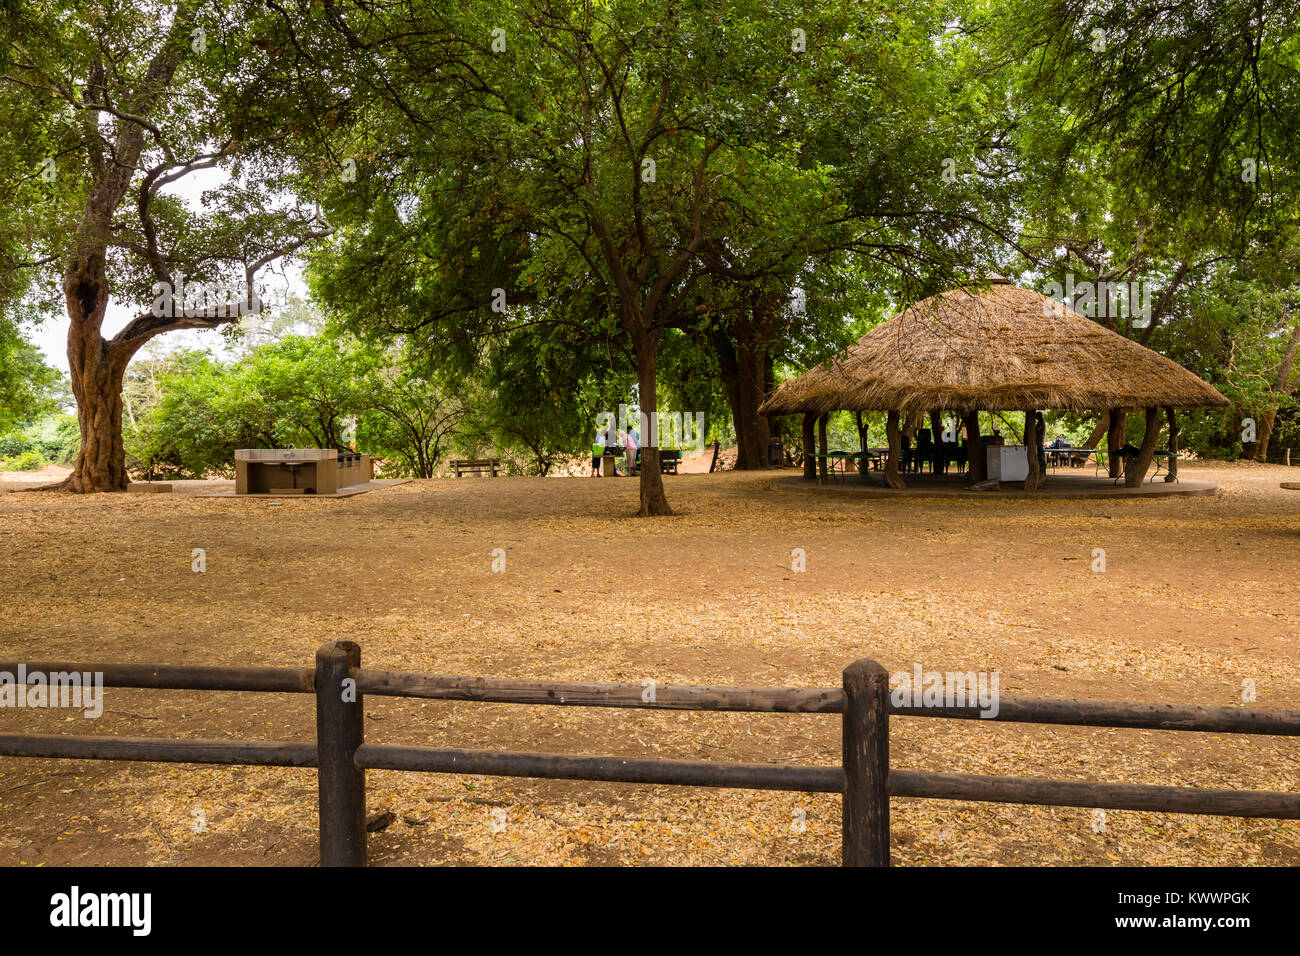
1 640 1297 866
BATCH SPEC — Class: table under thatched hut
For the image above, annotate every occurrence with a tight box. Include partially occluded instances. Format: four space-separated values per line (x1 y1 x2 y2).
759 280 1230 490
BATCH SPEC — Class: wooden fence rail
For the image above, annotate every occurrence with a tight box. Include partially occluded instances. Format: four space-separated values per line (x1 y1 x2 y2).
0 641 1297 866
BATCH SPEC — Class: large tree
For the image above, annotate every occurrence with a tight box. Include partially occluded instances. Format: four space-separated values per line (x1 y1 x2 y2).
0 1 331 491
309 0 1017 510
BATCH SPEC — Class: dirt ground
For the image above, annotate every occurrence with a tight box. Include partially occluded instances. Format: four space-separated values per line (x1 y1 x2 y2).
0 460 1296 866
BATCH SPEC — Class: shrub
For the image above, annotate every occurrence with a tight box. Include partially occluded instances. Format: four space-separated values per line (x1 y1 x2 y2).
3 449 46 471
32 414 80 465
0 432 34 458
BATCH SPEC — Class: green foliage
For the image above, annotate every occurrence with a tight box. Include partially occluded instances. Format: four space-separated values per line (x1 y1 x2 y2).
126 357 255 479
0 411 79 466
305 0 1017 494
2 449 46 471
125 329 471 480
994 0 1300 240
0 325 60 433
356 363 463 479
4 0 1296 488
28 413 79 465
451 327 631 476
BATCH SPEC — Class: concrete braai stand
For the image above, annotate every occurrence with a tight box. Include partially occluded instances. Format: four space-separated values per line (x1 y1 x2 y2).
235 449 373 495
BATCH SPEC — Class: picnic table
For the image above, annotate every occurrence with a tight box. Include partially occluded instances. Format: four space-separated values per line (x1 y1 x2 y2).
1046 446 1090 469
1090 447 1112 476
812 450 884 484
1150 451 1178 483
1091 448 1179 483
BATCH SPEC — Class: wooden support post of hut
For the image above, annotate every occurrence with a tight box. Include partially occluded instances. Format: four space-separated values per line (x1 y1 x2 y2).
884 411 906 488
1022 409 1043 491
802 412 817 481
1164 406 1180 482
1107 408 1126 479
817 413 829 481
964 411 986 482
928 409 943 474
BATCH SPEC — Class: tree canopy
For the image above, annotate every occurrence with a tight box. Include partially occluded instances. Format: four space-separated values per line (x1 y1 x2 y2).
2 0 1298 497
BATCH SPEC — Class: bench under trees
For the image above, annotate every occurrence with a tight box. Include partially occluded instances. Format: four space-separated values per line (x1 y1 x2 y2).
450 458 501 477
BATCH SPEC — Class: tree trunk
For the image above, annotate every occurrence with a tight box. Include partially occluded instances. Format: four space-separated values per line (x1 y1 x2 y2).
633 334 671 515
1255 407 1278 461
801 412 816 480
715 304 776 471
903 410 924 438
928 410 943 474
1022 409 1041 492
764 353 778 458
884 411 906 488
964 411 986 483
817 413 829 481
854 411 869 479
1164 406 1179 482
63 255 132 493
733 337 773 469
1125 407 1161 488
1083 411 1109 450
1254 320 1300 461
1106 408 1126 478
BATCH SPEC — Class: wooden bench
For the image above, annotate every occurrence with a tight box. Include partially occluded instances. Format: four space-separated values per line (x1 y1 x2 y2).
450 458 501 477
658 449 682 474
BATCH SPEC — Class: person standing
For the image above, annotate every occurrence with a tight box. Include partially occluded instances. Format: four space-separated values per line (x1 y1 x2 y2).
624 424 639 477
591 428 605 477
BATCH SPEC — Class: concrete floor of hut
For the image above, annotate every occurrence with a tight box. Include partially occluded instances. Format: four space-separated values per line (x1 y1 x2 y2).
772 469 1217 498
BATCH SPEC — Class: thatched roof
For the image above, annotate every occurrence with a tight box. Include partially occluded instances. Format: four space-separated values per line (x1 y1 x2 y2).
760 282 1229 416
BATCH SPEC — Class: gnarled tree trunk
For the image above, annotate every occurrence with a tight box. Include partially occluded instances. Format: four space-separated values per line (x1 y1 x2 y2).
884 410 906 488
1106 408 1126 478
715 294 779 470
63 254 133 492
732 338 773 469
1083 410 1109 450
1254 407 1277 461
1125 406 1161 488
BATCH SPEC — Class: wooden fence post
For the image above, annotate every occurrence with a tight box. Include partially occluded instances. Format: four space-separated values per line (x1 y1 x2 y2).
316 640 366 866
842 658 890 866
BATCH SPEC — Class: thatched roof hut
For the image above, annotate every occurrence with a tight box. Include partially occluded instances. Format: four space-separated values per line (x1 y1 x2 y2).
761 282 1228 417
762 281 1228 490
